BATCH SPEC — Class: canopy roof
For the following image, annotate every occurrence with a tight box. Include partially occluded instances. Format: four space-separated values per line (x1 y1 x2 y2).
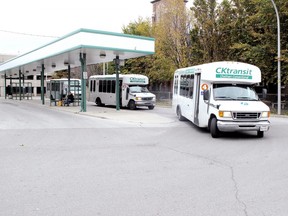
0 28 155 76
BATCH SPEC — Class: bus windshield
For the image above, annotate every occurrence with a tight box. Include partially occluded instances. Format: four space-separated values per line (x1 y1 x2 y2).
213 84 259 101
129 86 150 93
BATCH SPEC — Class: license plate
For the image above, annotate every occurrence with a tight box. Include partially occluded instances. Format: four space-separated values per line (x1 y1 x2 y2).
260 126 269 131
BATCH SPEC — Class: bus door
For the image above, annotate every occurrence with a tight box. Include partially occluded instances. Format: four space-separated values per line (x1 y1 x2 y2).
193 73 201 125
123 83 131 107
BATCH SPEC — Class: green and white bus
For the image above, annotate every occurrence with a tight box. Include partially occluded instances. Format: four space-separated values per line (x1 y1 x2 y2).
172 61 270 138
89 74 156 110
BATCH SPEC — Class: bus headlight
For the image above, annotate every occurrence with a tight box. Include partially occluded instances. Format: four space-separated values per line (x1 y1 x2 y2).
262 111 270 118
135 97 142 101
219 111 232 118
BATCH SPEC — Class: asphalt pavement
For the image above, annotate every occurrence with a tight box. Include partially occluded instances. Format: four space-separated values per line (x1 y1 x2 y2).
1 96 288 216
2 97 174 124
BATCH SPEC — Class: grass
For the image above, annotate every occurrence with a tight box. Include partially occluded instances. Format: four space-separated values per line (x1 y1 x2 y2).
156 99 172 107
270 108 288 116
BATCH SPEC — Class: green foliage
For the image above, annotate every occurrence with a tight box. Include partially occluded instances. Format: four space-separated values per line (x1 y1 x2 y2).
122 17 153 37
51 70 68 79
153 0 193 68
121 0 191 87
228 0 288 86
121 0 288 91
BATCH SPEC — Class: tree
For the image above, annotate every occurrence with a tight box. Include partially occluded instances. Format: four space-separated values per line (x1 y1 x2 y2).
120 0 288 94
51 70 68 79
121 18 157 85
122 17 153 37
215 0 236 61
154 0 193 68
190 0 287 89
229 0 288 88
190 0 219 62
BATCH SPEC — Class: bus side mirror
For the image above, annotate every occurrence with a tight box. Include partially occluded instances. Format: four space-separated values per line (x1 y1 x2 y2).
262 88 267 99
203 90 210 101
126 87 129 100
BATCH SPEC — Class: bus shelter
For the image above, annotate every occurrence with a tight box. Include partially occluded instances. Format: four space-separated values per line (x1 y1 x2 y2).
48 79 81 107
0 28 155 112
10 82 33 100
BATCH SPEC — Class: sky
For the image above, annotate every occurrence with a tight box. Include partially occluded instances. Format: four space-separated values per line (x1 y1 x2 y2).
0 0 155 55
1 0 194 56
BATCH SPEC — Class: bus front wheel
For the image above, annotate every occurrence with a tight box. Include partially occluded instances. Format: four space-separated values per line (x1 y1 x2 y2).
148 105 154 110
128 100 136 110
257 131 264 138
210 117 220 138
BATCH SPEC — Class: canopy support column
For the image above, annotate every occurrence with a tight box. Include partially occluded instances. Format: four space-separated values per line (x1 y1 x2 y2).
79 53 87 112
19 70 22 101
41 64 45 105
68 64 71 94
114 55 120 111
9 76 12 98
4 74 7 99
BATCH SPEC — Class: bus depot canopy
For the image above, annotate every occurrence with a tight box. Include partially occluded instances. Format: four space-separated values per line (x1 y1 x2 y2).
0 28 155 76
0 28 155 112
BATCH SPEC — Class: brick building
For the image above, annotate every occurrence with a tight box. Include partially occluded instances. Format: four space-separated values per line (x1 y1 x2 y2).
151 0 188 23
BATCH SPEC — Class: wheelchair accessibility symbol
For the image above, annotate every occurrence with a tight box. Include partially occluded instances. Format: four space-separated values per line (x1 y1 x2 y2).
201 84 208 90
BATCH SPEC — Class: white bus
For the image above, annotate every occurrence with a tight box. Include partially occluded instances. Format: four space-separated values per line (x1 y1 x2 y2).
172 61 270 138
46 78 81 101
88 74 156 110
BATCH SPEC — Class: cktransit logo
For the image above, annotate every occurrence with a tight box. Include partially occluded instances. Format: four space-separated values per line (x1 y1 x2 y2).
216 67 253 79
130 77 146 83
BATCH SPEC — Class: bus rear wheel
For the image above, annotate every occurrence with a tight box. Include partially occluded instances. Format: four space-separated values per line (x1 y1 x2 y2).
96 98 103 106
210 117 220 138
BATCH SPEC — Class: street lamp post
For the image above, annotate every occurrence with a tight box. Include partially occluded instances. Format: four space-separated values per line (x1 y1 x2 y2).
270 0 281 115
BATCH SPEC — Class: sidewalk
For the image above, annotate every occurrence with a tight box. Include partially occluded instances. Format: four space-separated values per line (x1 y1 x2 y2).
2 97 174 124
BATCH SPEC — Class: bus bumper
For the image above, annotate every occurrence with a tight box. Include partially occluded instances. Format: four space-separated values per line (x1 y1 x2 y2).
217 120 270 132
135 101 155 107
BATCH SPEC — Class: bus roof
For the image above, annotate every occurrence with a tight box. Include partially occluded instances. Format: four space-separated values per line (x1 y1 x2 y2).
47 78 81 81
175 61 261 84
90 74 149 84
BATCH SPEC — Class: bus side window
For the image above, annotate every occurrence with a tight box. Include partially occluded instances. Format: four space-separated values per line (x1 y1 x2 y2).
99 80 103 92
112 80 115 93
90 80 93 92
186 75 190 98
107 80 111 93
180 75 185 96
103 80 107 92
189 75 194 99
180 75 189 98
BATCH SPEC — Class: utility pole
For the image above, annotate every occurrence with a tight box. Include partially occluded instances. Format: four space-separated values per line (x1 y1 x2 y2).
270 0 281 115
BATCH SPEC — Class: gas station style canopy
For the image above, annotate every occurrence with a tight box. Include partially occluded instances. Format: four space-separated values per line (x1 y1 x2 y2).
0 28 155 112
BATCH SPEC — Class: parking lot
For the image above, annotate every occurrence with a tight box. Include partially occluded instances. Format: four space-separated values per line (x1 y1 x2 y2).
1 98 288 216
